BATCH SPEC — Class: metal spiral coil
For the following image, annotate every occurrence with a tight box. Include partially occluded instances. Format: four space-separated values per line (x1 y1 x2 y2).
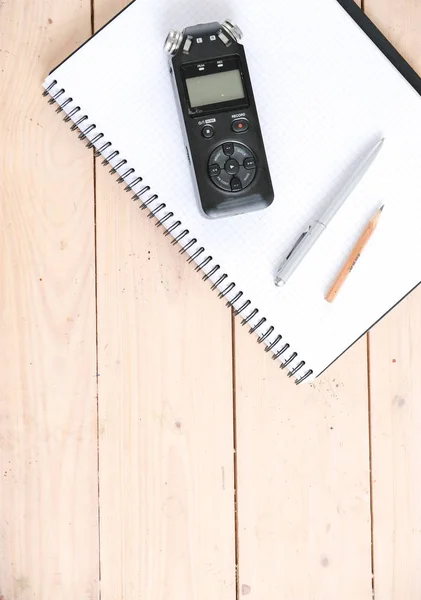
43 82 314 384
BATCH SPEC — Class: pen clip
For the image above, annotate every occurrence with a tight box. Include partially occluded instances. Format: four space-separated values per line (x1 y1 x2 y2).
286 226 311 260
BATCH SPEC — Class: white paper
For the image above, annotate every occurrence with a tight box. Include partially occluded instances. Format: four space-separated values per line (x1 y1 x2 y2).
43 0 421 380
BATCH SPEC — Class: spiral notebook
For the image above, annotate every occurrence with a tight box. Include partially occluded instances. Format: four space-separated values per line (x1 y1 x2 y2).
42 0 421 383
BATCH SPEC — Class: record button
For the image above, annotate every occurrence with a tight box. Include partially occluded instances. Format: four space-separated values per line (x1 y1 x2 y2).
232 119 249 133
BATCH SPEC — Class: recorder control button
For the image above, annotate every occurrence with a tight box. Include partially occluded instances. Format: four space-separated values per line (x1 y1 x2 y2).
223 142 234 156
209 164 221 177
232 118 249 133
202 125 215 139
231 178 243 192
208 143 257 192
225 159 240 175
244 157 256 170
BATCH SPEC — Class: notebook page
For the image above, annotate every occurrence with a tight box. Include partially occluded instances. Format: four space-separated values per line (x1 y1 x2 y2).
43 0 421 378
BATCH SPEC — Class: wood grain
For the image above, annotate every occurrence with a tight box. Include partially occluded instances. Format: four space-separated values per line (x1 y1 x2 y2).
234 0 373 595
234 330 373 599
364 0 421 75
0 1 99 599
366 3 421 598
369 287 421 599
1 0 420 597
93 3 236 599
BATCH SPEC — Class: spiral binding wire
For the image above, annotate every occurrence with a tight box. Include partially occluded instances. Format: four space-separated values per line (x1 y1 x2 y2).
43 81 314 385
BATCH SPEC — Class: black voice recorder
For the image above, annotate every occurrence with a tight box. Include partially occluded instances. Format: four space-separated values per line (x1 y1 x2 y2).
164 19 274 219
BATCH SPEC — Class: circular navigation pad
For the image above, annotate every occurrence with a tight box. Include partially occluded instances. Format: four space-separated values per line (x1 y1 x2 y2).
208 142 257 193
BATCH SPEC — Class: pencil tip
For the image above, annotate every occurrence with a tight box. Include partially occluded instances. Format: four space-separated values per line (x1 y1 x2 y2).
380 204 385 212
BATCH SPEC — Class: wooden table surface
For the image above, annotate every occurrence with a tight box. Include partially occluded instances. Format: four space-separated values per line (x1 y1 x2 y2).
1 0 420 598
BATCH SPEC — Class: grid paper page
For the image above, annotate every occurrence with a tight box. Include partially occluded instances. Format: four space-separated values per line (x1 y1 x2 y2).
43 0 421 379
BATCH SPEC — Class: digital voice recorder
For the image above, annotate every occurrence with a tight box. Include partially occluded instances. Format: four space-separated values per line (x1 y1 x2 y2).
164 19 274 219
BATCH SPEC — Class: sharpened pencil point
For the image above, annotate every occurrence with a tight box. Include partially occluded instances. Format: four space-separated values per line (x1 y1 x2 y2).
325 201 385 303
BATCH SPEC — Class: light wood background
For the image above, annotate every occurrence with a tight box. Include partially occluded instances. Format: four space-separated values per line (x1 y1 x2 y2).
0 0 420 598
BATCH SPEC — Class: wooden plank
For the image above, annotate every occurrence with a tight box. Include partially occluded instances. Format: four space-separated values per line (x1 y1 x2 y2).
93 3 236 599
364 0 421 74
366 4 421 598
0 2 99 599
234 331 373 599
368 287 421 599
234 0 372 595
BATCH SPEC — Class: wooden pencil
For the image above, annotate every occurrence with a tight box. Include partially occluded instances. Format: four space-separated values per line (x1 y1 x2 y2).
325 205 385 303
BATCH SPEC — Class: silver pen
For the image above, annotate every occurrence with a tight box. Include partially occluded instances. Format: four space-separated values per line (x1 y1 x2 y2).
275 138 385 287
